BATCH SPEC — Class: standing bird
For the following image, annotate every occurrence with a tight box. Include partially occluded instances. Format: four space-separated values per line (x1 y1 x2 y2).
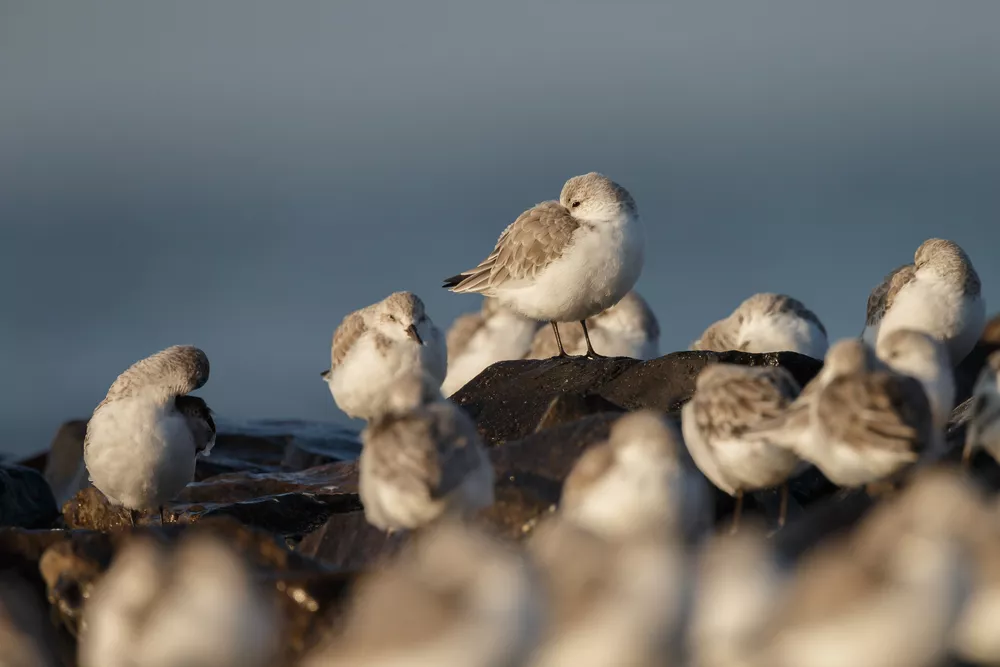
862 238 985 365
84 345 215 525
322 291 447 420
749 339 935 489
690 292 828 359
359 377 494 532
560 410 711 543
876 329 955 436
443 172 644 358
525 290 660 360
442 297 542 396
681 364 803 531
963 350 1000 465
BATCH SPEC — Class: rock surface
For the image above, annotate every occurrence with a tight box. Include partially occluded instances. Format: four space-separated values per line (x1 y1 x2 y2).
452 351 823 445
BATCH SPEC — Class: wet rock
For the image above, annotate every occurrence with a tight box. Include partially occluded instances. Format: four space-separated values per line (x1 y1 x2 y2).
179 461 358 504
41 420 90 507
298 510 406 570
453 351 823 445
489 412 622 481
0 528 70 585
0 463 59 529
209 419 362 475
38 517 331 639
66 482 362 538
533 393 625 433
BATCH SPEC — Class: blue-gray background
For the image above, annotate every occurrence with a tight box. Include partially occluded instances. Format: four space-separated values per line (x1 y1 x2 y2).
2 2 998 457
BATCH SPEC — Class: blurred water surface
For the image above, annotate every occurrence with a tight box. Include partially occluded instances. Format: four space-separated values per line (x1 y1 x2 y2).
2 2 999 455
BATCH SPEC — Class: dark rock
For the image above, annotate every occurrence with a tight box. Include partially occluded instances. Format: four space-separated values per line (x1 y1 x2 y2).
36 517 332 640
65 483 362 538
41 420 89 507
479 473 560 541
173 492 361 538
209 419 362 474
179 461 358 504
955 312 1000 405
533 393 626 433
0 463 59 529
452 357 637 445
490 412 621 481
0 528 71 585
298 510 406 570
453 351 823 445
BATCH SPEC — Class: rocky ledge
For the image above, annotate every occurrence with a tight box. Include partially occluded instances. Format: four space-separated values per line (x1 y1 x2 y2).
2 344 997 666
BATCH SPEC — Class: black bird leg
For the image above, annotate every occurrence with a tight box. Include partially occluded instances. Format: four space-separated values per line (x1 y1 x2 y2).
550 322 569 357
580 320 604 358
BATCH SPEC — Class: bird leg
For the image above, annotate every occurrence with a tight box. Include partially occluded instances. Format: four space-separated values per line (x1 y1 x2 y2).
159 506 167 525
777 483 789 529
128 508 141 528
550 322 569 357
580 320 604 358
729 490 744 535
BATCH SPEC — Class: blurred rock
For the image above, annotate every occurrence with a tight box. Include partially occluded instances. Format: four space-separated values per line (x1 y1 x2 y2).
452 351 822 445
0 463 59 529
298 510 406 570
179 461 359 504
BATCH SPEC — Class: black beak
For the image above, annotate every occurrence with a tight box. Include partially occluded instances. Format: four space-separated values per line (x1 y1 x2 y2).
320 369 331 380
405 324 423 344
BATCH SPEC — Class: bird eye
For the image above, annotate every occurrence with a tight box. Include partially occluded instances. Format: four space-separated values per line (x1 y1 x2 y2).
571 201 581 208
388 314 397 322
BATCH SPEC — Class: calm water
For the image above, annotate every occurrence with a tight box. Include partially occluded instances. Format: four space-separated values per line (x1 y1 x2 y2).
2 2 999 457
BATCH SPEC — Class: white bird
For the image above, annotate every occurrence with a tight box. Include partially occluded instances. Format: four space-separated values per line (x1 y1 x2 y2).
681 364 804 531
79 534 280 667
359 376 494 532
527 518 688 667
875 328 955 435
322 291 447 420
862 238 985 365
442 297 542 396
963 350 1000 465
691 293 828 359
301 520 542 667
525 290 660 360
560 410 711 542
444 172 644 358
748 339 935 489
84 345 216 524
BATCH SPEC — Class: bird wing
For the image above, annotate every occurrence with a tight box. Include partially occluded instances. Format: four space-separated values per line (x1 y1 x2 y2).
331 310 367 369
864 264 916 329
818 372 932 456
443 201 580 294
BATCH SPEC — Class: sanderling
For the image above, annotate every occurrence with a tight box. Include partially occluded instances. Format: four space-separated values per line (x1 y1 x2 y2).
963 350 1000 465
443 172 644 358
79 534 280 667
84 345 216 525
759 473 969 667
749 339 935 489
876 329 955 435
862 238 985 365
689 527 783 667
560 410 710 542
527 518 687 667
302 520 542 667
525 290 660 360
359 376 494 532
441 297 542 396
691 293 828 359
321 291 447 420
680 364 804 531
